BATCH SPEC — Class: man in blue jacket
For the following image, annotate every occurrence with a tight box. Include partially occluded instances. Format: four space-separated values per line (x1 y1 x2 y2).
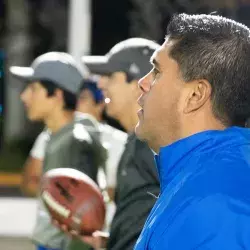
134 13 250 249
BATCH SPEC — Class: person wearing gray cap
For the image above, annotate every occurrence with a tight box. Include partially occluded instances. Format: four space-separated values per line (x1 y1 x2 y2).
57 38 160 250
10 52 107 250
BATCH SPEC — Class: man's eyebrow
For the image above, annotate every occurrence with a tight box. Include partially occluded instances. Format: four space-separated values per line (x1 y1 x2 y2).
150 57 160 69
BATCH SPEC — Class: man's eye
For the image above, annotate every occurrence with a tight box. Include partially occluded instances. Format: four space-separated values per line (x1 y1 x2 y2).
152 68 160 78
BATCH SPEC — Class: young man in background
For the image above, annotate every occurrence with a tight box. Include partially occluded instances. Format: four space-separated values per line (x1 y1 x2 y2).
76 79 127 201
17 75 127 250
78 37 160 250
10 52 106 250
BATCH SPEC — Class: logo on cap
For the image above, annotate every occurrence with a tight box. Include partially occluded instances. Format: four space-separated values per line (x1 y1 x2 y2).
129 63 140 75
143 49 149 55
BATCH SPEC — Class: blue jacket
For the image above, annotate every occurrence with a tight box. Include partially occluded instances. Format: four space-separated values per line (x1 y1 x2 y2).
134 127 250 250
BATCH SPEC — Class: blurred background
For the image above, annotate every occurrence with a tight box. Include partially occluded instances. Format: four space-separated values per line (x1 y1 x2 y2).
0 0 249 249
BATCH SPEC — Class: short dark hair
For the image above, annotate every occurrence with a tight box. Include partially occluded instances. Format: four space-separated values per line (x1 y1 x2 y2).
39 79 76 110
167 14 250 126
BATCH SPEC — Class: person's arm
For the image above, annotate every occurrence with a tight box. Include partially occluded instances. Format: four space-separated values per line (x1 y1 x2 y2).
52 221 109 250
21 130 49 197
80 231 109 250
152 194 250 249
21 156 43 197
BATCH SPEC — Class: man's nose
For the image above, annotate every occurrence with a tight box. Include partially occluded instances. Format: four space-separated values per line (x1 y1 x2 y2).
20 88 29 103
138 72 151 93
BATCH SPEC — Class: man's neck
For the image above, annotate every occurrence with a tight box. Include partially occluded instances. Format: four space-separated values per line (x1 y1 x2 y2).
45 110 74 134
154 114 226 153
180 114 226 141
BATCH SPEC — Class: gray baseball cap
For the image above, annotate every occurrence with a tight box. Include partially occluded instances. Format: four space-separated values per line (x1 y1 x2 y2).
9 52 84 94
82 38 160 80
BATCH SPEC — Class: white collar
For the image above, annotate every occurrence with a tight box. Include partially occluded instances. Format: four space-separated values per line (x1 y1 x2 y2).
74 112 100 128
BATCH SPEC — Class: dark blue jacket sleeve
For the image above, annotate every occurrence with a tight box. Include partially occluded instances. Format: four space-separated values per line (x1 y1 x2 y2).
152 194 250 250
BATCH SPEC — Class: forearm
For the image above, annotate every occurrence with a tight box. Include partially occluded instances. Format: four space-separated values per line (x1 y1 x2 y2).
21 156 42 197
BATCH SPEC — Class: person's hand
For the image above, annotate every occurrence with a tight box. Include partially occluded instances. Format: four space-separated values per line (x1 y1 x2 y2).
52 219 109 249
82 230 109 249
52 220 75 238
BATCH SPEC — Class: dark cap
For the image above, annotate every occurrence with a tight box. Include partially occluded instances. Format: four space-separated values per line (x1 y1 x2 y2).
82 38 160 80
9 52 84 94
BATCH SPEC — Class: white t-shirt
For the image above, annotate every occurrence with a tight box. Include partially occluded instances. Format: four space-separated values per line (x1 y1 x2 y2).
30 129 50 160
75 112 128 188
99 123 127 188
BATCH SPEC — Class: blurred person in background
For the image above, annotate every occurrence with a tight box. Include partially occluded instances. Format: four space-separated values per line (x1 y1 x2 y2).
66 79 127 250
72 37 161 250
76 79 127 201
9 52 106 250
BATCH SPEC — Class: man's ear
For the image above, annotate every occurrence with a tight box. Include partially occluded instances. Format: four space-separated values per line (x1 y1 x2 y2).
54 88 64 102
183 79 212 114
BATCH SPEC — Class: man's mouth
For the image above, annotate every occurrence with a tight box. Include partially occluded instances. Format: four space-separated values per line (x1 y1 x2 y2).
137 108 143 117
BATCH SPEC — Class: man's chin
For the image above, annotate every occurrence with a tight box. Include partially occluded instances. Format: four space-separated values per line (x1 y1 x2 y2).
106 106 118 120
27 113 42 122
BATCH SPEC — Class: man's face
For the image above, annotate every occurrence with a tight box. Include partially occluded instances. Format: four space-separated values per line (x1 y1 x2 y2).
135 39 185 150
98 72 138 120
20 81 55 121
